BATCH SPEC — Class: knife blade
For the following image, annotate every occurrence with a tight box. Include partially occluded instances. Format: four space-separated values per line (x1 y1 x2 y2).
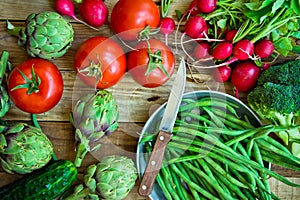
138 57 186 196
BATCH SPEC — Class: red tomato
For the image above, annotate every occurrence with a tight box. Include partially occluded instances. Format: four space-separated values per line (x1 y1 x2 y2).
74 36 127 89
127 39 175 88
110 0 160 41
7 58 63 114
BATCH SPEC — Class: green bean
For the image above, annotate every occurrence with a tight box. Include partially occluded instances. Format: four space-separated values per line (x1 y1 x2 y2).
181 163 203 200
241 188 256 200
263 135 292 154
182 161 235 200
170 162 220 200
178 112 218 126
260 149 300 171
225 125 273 146
256 138 300 164
203 156 248 189
173 123 247 137
170 167 191 200
206 106 255 129
179 98 239 117
160 164 181 200
156 172 173 200
139 132 157 144
229 168 256 193
202 106 226 128
209 164 248 199
253 142 271 200
168 139 300 188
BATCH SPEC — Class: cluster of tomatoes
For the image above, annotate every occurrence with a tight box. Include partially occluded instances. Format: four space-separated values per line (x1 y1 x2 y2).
7 0 175 115
74 0 176 89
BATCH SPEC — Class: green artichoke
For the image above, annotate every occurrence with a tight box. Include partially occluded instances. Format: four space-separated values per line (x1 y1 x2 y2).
70 90 119 167
65 155 138 200
0 123 53 174
7 11 74 60
0 51 11 117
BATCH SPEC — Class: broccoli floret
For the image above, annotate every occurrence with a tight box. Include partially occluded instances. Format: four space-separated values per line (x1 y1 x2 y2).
248 82 297 125
257 59 300 86
248 82 300 157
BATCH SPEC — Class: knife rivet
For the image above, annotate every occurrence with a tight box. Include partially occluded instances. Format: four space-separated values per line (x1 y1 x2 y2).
151 160 156 165
141 185 147 190
159 136 165 141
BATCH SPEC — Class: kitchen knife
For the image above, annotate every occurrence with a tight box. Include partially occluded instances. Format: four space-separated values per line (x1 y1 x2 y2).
138 57 186 196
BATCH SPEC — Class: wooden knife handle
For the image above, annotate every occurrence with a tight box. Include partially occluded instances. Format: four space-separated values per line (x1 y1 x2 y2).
138 130 172 197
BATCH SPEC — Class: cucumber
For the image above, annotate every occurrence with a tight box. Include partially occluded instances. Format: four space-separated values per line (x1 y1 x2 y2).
0 159 77 200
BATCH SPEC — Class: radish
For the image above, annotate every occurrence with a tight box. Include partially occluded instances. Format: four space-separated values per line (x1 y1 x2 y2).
54 0 99 30
225 29 238 42
233 39 254 60
213 65 231 82
254 39 274 58
231 61 261 97
193 42 210 59
212 42 233 60
159 17 175 44
188 0 201 16
78 0 108 27
197 0 217 13
184 15 208 39
261 63 271 71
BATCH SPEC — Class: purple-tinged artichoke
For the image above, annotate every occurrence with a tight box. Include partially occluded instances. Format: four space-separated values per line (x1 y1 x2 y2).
70 90 119 167
0 123 53 174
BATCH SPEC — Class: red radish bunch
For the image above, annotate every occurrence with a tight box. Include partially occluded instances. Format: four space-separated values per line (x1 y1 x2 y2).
55 0 108 29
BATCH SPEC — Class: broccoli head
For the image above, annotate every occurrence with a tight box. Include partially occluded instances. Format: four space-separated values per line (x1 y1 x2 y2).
247 82 298 126
257 59 300 86
247 59 300 157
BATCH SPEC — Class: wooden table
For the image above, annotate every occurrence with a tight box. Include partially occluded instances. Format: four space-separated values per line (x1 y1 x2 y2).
0 0 299 199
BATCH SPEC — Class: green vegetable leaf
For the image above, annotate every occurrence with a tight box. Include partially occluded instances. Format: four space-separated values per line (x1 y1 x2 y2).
244 4 273 23
272 0 285 14
291 31 300 39
290 0 300 15
217 19 227 30
274 37 293 56
244 0 274 11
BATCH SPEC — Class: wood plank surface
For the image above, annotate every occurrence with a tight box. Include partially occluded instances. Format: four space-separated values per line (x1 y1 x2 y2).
0 0 300 199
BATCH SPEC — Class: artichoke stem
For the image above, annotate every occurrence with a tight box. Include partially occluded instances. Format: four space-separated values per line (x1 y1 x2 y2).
6 20 25 37
74 143 89 167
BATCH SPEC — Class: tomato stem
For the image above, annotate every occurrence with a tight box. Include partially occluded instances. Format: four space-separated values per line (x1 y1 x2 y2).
11 65 41 95
146 40 170 78
78 55 103 90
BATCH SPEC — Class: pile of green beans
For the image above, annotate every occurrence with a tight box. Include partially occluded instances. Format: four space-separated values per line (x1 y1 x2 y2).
140 96 300 200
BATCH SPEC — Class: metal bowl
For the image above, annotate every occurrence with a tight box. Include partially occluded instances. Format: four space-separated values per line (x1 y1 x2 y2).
136 90 263 199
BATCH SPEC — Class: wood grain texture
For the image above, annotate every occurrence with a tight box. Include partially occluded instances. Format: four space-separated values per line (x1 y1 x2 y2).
0 0 300 199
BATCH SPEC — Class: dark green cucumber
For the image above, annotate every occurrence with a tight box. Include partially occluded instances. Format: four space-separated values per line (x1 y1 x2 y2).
0 159 77 200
